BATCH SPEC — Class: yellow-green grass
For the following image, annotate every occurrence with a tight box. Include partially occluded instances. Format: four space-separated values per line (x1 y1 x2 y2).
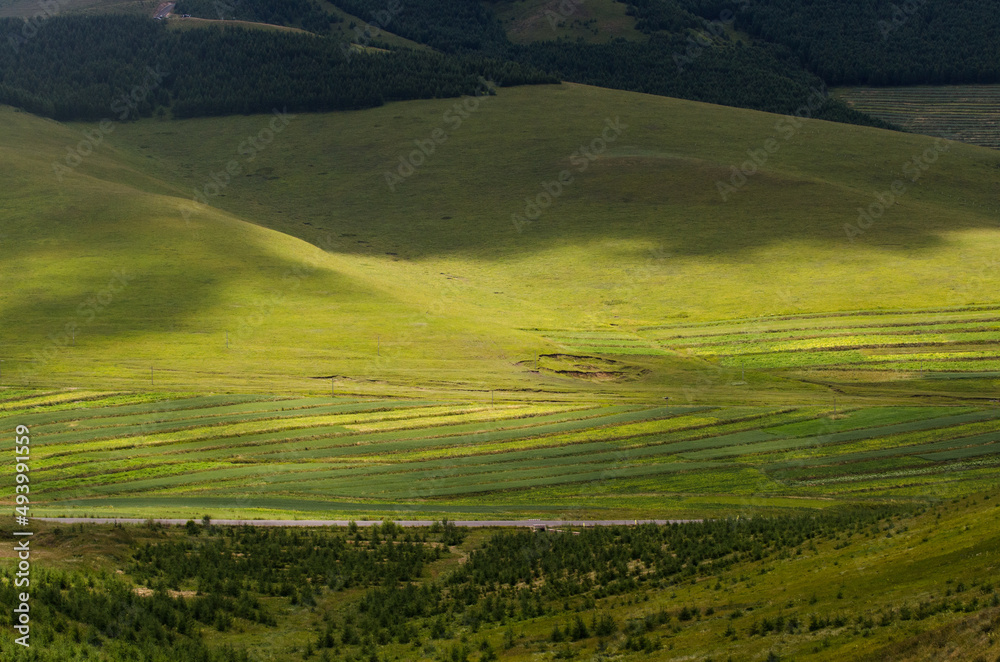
493 0 646 44
835 84 1000 149
5 80 1000 401
164 15 313 34
10 390 999 520
641 307 1000 378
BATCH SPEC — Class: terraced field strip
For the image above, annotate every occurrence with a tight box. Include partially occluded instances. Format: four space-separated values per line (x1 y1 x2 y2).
34 405 712 491
835 84 1000 149
536 329 668 355
19 389 1000 511
28 395 367 434
636 307 1000 373
30 398 415 445
56 404 638 465
0 390 124 412
8 393 287 426
32 402 543 463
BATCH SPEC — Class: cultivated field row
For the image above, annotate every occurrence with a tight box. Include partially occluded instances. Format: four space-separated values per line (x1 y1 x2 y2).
835 84 1000 148
6 390 999 518
539 305 1000 377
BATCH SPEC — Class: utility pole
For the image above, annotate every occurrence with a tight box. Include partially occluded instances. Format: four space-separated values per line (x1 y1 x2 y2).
377 335 380 356
226 331 229 349
150 366 154 387
331 377 335 398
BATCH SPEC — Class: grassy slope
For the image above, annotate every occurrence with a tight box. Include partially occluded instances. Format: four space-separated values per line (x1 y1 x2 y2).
3 494 999 661
3 82 1000 399
491 0 646 43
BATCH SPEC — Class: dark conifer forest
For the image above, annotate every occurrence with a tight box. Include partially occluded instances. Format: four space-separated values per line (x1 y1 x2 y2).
4 0 998 124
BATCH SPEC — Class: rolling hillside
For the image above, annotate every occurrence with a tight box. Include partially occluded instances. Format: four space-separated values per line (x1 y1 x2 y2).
4 82 996 398
7 84 1000 397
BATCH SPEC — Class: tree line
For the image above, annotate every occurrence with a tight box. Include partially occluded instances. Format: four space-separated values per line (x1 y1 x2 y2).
13 506 995 662
728 0 1000 85
0 15 556 122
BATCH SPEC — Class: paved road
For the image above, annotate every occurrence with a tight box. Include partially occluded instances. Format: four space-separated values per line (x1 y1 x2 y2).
37 517 701 528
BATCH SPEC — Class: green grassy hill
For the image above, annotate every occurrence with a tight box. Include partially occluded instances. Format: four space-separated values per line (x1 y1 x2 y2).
492 0 646 43
3 82 1000 400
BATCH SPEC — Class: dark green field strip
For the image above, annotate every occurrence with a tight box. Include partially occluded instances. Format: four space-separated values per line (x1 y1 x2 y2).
762 407 965 437
925 371 1000 380
212 405 649 460
37 405 625 468
237 437 738 495
769 456 931 483
0 393 166 421
858 359 1000 373
39 462 356 498
0 391 129 413
656 321 1000 347
46 495 546 515
266 460 729 499
774 430 1000 469
918 443 1000 462
718 349 1000 370
29 396 373 435
30 398 391 439
708 331 1000 355
10 394 284 427
41 434 636 490
38 404 653 466
252 439 713 491
32 400 452 447
637 305 1000 334
680 409 1000 460
58 430 725 499
169 405 706 463
143 405 707 462
590 408 819 452
242 407 785 464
